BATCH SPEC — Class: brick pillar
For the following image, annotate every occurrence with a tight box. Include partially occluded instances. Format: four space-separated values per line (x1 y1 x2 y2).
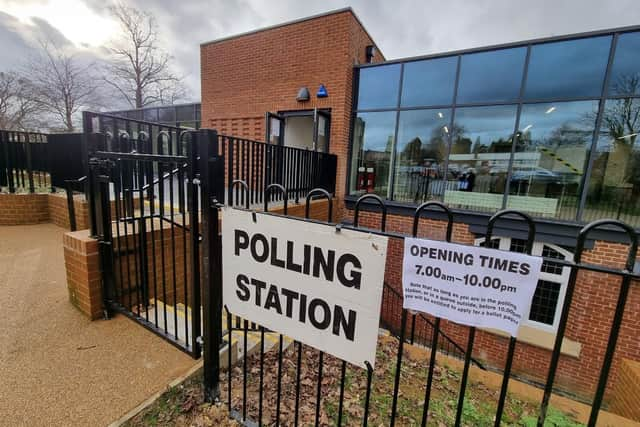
63 230 103 320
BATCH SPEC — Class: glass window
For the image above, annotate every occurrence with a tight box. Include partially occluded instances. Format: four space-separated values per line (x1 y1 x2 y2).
393 109 451 203
584 98 640 226
456 48 526 104
349 111 397 198
529 280 562 325
475 237 571 331
400 57 457 107
445 105 517 212
356 64 401 110
608 31 640 96
524 36 611 100
143 108 158 122
509 101 599 220
158 107 176 122
176 105 195 121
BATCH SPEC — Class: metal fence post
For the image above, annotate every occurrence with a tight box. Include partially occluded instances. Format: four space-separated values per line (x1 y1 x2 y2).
199 129 223 402
83 112 99 237
25 135 34 193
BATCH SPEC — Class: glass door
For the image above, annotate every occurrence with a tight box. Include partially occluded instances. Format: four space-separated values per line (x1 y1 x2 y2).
313 109 331 152
265 112 285 145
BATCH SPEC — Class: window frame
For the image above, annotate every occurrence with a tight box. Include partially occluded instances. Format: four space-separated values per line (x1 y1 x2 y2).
348 26 640 226
474 236 572 333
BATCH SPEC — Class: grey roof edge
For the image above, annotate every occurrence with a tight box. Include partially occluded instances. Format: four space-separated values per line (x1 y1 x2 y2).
199 7 384 58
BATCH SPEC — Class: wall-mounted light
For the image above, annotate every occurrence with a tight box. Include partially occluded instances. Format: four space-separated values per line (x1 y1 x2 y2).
317 84 328 98
296 87 310 102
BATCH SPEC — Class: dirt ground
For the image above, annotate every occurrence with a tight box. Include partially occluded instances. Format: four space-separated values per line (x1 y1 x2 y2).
0 224 199 426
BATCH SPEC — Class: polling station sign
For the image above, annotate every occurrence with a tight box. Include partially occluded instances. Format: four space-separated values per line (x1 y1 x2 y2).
402 238 543 337
222 208 388 368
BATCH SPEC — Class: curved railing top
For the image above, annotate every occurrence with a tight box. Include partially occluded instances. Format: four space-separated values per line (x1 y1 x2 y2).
353 194 387 232
413 201 453 241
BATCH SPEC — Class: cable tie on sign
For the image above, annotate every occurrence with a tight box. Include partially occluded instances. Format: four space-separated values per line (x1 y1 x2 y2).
252 211 257 223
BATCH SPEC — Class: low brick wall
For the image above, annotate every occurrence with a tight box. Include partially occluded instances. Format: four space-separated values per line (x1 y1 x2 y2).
0 192 88 228
0 193 50 225
63 230 103 320
48 192 89 230
609 359 640 421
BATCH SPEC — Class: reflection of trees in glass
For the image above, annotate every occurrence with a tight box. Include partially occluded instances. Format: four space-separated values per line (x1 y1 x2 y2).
450 123 512 154
589 74 640 207
602 77 639 184
400 126 448 165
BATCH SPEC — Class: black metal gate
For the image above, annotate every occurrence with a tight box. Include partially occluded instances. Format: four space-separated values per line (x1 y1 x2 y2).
84 112 223 358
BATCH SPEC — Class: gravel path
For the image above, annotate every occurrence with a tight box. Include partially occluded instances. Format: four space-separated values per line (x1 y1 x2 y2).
0 224 198 426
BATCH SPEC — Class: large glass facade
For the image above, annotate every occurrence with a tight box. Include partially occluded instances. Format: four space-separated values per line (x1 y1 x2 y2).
350 28 640 226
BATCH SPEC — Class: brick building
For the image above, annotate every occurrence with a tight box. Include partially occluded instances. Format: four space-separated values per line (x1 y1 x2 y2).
199 8 640 407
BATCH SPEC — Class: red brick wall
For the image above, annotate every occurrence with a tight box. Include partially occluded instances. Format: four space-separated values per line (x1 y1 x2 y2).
609 359 640 420
0 194 49 225
200 10 382 207
0 193 88 228
63 230 102 320
47 192 89 230
346 207 640 403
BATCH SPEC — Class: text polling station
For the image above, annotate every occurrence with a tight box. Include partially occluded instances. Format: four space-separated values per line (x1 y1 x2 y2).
222 208 389 368
402 238 543 336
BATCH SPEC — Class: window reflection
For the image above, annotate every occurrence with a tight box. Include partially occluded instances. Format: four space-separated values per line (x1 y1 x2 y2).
509 101 598 220
456 48 526 104
445 105 517 212
356 64 401 110
525 36 611 100
349 112 397 198
401 57 457 107
585 98 640 225
608 32 640 96
393 109 450 203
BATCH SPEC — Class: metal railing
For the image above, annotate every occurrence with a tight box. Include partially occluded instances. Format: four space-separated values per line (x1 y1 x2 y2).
0 130 51 193
221 134 337 207
202 188 639 427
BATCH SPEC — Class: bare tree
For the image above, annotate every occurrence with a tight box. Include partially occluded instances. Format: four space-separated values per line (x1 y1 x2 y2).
26 40 101 131
105 2 187 109
0 71 41 130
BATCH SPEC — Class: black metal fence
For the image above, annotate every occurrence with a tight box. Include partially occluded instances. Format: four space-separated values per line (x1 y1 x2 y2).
83 110 337 361
222 134 337 207
0 129 85 194
0 130 50 193
201 188 639 427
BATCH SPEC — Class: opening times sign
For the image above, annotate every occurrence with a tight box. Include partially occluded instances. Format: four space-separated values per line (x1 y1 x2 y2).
222 208 388 369
402 238 543 337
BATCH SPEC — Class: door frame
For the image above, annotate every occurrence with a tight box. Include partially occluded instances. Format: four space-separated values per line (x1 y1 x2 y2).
266 109 331 152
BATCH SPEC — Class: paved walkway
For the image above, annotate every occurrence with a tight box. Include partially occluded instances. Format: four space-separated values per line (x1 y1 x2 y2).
0 224 198 426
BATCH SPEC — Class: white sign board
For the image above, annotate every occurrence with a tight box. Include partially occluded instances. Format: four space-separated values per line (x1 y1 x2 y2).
402 238 542 337
222 208 389 368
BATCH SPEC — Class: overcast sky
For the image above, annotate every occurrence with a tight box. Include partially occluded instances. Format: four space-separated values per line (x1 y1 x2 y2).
1 0 639 106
